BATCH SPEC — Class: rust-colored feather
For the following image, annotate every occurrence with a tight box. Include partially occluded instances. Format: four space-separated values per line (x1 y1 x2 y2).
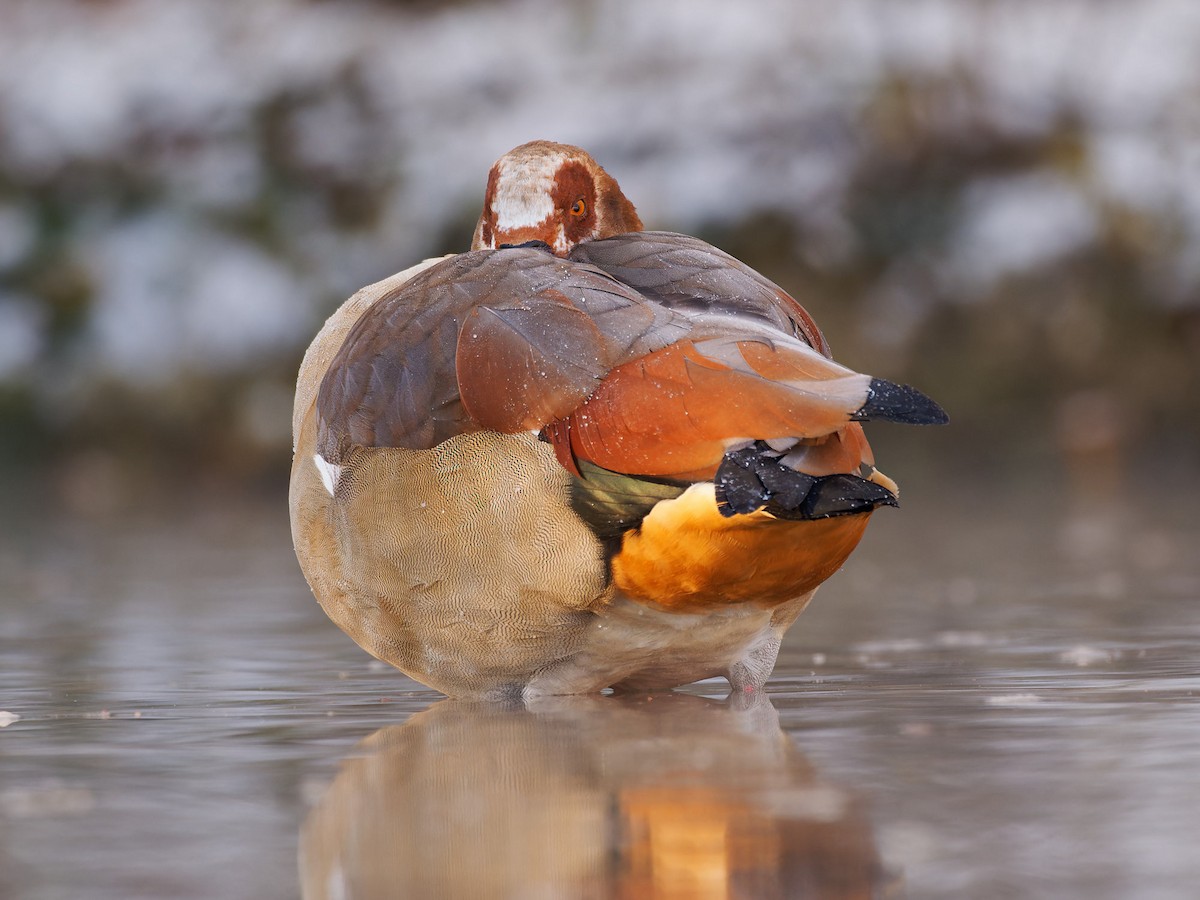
611 485 872 611
547 337 871 480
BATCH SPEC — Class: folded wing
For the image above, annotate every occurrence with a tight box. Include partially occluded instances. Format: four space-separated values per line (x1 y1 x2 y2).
317 239 945 502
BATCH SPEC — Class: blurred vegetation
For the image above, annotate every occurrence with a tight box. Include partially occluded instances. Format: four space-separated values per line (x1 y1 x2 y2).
0 0 1196 511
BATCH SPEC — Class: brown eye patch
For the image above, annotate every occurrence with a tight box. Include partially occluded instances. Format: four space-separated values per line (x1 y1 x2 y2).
553 161 597 242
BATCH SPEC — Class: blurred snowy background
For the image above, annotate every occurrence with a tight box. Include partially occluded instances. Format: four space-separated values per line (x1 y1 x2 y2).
1 0 1197 506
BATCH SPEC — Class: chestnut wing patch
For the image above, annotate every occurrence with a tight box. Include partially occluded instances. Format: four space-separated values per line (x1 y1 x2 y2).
456 279 686 433
315 247 688 461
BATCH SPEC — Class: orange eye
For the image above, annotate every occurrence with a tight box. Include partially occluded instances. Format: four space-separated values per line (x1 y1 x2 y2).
570 199 587 217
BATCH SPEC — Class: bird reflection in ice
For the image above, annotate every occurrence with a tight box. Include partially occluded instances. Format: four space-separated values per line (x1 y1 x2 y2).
300 693 893 899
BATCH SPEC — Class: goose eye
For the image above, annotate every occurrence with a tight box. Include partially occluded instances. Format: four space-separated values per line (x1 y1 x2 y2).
570 199 587 217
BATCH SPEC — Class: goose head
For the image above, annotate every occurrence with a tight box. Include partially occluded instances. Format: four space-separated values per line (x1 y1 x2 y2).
472 140 644 256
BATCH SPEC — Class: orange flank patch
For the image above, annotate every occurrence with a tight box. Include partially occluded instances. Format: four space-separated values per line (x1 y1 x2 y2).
611 484 871 612
555 341 870 480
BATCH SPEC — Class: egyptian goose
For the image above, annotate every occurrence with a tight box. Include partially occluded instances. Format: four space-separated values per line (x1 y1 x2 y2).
290 140 946 700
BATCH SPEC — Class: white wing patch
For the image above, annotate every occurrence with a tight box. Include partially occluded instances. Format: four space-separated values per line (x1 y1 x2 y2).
313 453 343 497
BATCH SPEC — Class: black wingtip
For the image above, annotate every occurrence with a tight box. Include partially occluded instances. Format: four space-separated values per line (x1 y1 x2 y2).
854 378 949 425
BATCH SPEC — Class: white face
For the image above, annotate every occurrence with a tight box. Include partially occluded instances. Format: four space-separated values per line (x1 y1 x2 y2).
487 151 572 254
491 154 560 232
